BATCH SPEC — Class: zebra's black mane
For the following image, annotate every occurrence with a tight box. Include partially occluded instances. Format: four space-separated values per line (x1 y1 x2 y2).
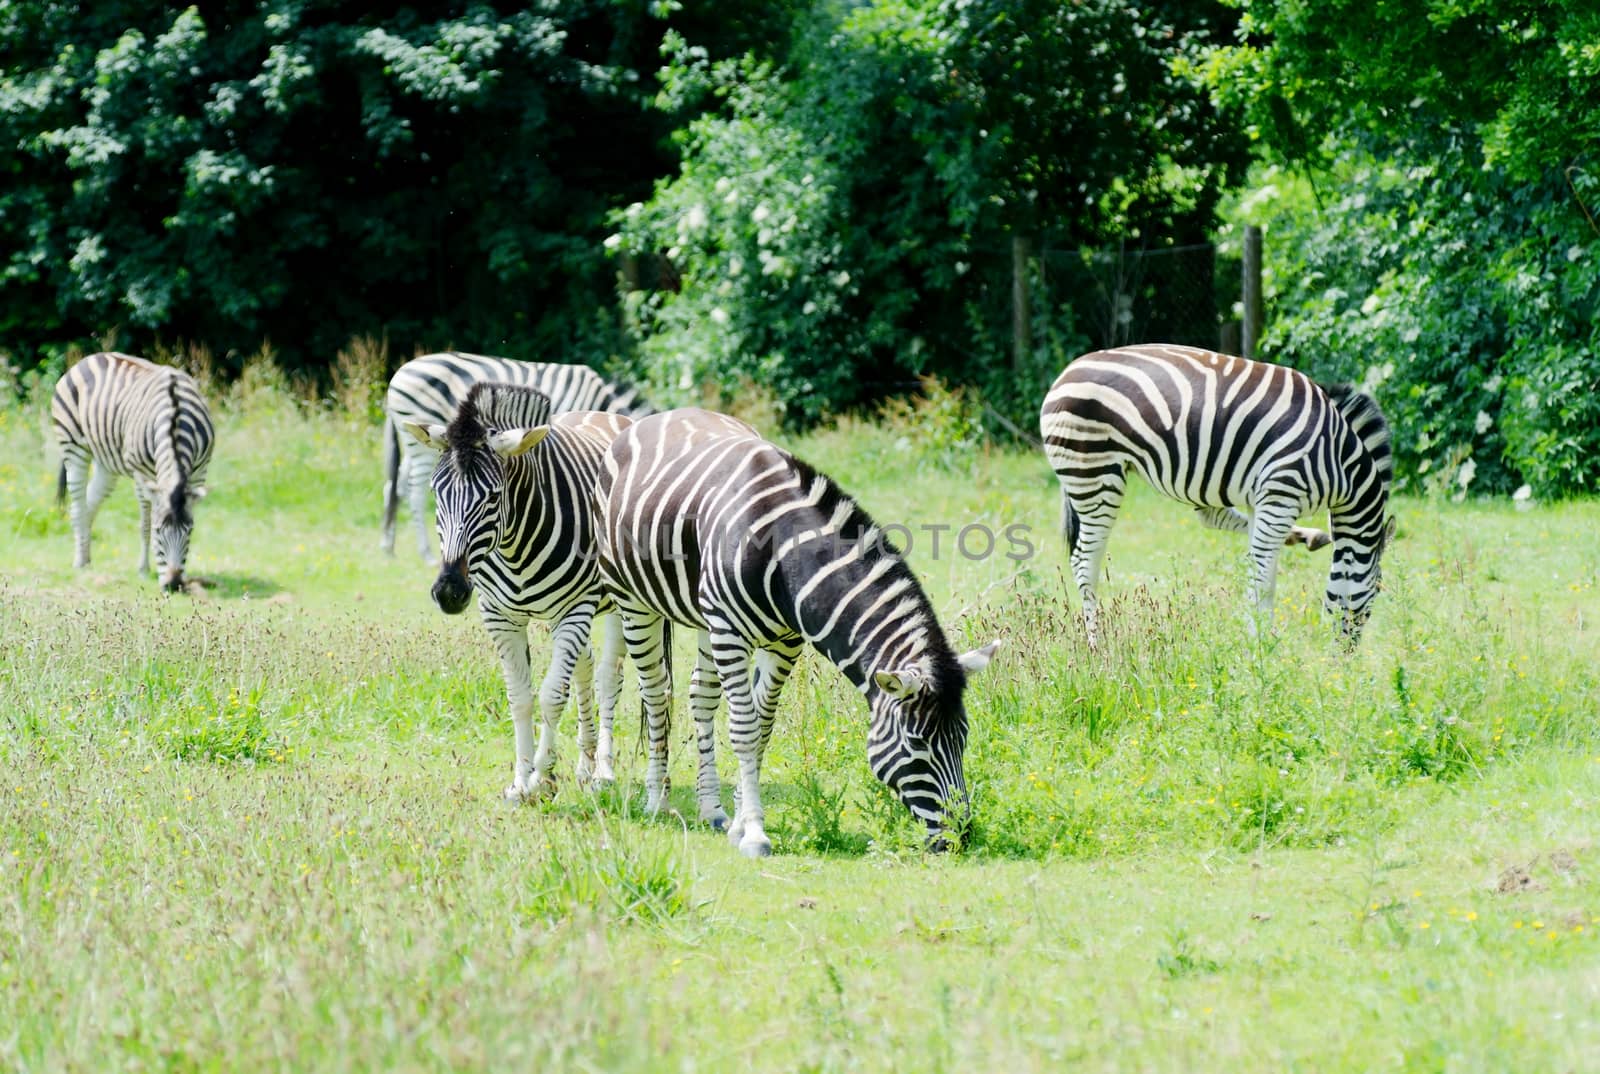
445 383 553 453
1321 382 1394 482
780 449 967 717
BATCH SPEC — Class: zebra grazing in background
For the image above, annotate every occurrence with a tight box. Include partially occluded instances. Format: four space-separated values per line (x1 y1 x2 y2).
596 408 1001 858
1040 343 1395 648
404 383 632 800
383 351 650 561
51 352 214 592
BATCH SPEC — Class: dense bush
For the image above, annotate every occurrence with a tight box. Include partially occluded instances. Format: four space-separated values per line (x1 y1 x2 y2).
1207 0 1600 496
612 0 1245 426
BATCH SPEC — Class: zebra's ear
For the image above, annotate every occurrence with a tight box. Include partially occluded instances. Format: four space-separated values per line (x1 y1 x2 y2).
488 426 550 458
958 639 1001 675
873 668 928 700
404 422 449 449
189 486 207 501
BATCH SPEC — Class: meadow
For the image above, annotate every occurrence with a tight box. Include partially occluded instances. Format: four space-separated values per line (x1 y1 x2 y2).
1 366 1597 1072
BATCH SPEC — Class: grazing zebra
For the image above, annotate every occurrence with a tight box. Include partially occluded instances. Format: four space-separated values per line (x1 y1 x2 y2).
51 352 214 592
596 408 1001 858
404 383 631 800
383 351 650 561
1040 343 1395 647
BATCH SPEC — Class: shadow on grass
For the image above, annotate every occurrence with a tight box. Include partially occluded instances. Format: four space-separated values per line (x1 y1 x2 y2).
189 573 286 600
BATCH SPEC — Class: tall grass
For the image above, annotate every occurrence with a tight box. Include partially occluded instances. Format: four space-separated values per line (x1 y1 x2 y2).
0 355 1596 1071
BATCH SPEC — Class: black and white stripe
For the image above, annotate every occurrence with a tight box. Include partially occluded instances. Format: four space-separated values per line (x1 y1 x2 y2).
596 408 1000 857
383 351 650 561
51 352 214 591
405 383 631 799
1040 343 1394 646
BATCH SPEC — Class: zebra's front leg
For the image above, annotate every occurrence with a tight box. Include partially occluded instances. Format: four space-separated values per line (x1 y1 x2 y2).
487 620 549 802
590 613 624 785
133 481 153 576
530 613 598 798
714 635 773 858
689 632 727 831
619 612 673 815
572 643 598 785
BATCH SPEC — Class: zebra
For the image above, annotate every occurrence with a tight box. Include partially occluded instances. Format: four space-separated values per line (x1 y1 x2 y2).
383 351 650 561
403 382 632 800
1039 343 1395 648
51 352 214 592
596 408 1001 858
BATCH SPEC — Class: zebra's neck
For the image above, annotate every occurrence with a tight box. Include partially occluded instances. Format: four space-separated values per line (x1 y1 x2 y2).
762 489 950 693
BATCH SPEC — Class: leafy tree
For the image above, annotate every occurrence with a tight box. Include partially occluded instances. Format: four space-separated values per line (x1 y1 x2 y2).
0 1 786 377
614 0 1245 425
1206 0 1600 495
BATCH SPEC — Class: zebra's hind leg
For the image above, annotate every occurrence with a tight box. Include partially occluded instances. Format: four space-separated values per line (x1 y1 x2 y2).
618 611 673 815
487 619 547 802
590 613 625 786
60 447 95 568
1244 502 1298 637
406 446 437 563
1059 478 1122 651
689 632 728 830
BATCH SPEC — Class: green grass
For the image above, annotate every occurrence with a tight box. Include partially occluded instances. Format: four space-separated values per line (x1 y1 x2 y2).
2 386 1598 1071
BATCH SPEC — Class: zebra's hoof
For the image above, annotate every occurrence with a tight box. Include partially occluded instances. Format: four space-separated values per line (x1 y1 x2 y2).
707 812 728 833
738 835 772 858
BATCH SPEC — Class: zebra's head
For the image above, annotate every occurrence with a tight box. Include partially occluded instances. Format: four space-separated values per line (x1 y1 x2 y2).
151 479 206 591
867 639 1000 850
404 385 551 615
1327 514 1397 647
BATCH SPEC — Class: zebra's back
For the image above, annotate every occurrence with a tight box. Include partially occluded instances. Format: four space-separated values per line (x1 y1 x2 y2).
52 352 214 482
386 352 648 428
1040 343 1345 511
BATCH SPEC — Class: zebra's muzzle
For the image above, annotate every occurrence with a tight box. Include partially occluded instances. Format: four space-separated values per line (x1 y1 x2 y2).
431 561 473 614
160 569 185 593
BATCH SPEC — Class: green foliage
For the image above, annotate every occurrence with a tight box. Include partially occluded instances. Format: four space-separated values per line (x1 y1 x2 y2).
615 0 1244 425
1206 1 1600 497
520 822 691 928
0 1 681 374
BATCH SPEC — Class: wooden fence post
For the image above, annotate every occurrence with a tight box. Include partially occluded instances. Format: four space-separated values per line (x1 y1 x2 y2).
1012 234 1033 372
1242 224 1262 359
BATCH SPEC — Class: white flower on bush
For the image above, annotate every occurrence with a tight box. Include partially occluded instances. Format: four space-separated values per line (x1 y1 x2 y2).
681 204 708 233
832 270 851 288
1456 457 1476 489
728 256 743 277
710 307 729 326
1483 374 1502 393
714 177 732 194
1474 410 1493 435
802 300 817 315
603 233 622 251
1513 484 1534 510
752 204 770 224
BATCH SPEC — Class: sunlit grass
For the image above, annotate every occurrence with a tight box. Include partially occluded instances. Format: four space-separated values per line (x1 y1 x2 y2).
1 381 1597 1071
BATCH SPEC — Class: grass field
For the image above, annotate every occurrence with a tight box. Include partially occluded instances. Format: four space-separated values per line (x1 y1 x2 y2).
2 378 1597 1071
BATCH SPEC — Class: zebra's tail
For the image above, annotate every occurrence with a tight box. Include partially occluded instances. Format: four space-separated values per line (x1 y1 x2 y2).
381 412 402 547
1059 488 1080 552
56 462 67 509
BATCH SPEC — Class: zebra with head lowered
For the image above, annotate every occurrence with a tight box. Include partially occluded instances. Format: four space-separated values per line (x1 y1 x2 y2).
383 352 650 561
51 352 214 592
404 383 631 799
1040 343 1395 648
596 408 1001 858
